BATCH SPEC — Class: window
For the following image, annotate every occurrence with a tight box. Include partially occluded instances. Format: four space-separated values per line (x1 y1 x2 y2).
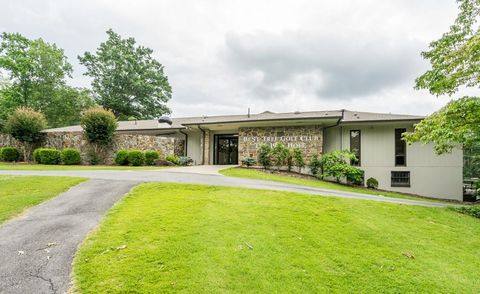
395 128 407 166
391 171 410 187
350 130 361 166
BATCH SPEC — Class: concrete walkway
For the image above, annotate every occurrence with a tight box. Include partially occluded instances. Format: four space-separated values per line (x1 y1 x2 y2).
0 179 138 294
159 164 237 175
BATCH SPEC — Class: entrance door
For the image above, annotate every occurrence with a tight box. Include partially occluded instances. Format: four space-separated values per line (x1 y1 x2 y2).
215 135 238 165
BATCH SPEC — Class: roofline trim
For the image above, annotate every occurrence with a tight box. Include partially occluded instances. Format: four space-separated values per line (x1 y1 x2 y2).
339 118 424 124
43 126 186 133
181 115 344 126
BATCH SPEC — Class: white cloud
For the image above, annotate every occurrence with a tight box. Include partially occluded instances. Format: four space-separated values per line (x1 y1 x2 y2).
0 0 466 117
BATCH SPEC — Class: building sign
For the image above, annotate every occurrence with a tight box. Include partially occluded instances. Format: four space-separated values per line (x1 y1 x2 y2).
238 126 323 161
242 135 320 148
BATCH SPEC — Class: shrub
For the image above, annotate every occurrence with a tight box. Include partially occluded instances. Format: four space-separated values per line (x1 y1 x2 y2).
272 143 289 170
178 156 193 166
81 107 117 163
145 150 160 166
4 107 47 161
257 144 272 170
115 150 129 165
308 154 322 176
37 148 61 165
33 148 41 163
166 154 180 165
241 157 256 167
321 150 363 183
87 151 100 165
0 147 20 162
128 150 145 166
452 206 480 219
61 149 81 165
293 148 305 173
367 177 379 189
286 149 294 172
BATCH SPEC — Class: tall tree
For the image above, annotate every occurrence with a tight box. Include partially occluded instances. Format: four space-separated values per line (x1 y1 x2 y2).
0 32 72 105
404 0 480 154
0 32 94 127
78 29 172 119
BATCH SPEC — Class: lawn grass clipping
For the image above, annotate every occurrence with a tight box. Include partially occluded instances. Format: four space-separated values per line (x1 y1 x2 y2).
0 176 86 223
73 183 480 293
220 167 449 203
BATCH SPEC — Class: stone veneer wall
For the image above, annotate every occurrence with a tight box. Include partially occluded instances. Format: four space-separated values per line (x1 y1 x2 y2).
238 125 323 162
0 132 184 164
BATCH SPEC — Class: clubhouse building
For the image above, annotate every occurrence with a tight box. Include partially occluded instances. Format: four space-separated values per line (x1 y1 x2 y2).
47 109 463 201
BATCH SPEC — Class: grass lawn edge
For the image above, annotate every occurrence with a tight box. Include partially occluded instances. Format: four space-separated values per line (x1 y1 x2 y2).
219 167 456 204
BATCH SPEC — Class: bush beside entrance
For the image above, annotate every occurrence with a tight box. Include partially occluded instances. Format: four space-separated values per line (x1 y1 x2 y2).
249 143 366 188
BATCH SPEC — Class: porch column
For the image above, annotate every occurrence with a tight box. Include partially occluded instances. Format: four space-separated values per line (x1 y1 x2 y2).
201 128 211 165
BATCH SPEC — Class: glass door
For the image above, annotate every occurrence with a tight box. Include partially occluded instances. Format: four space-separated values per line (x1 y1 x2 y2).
215 135 238 165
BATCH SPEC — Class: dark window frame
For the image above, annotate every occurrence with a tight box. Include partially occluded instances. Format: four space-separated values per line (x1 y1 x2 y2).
394 128 407 166
350 130 361 166
391 171 410 187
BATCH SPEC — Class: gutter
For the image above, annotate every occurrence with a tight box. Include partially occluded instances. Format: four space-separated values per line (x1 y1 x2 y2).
179 129 188 156
198 125 206 165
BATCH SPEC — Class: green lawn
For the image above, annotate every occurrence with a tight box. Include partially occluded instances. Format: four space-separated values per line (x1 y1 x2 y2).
73 183 480 293
220 167 448 203
0 176 86 224
0 163 170 170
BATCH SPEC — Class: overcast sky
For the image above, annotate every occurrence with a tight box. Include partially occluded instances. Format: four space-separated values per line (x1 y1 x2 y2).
0 0 466 117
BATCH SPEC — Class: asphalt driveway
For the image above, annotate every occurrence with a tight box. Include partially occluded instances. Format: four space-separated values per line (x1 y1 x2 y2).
0 169 448 207
0 179 138 294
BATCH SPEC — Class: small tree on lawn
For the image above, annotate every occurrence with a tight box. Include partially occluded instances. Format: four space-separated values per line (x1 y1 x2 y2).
257 143 272 170
4 107 47 161
308 153 322 176
321 150 363 184
272 143 289 171
80 107 117 164
293 147 305 173
286 148 294 172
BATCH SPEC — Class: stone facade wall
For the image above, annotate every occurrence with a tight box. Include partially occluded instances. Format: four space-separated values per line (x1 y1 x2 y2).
174 139 185 157
238 125 323 161
200 129 211 164
0 132 184 164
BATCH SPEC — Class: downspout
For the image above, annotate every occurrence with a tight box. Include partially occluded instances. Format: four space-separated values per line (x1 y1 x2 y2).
322 109 345 152
179 129 188 156
198 125 206 165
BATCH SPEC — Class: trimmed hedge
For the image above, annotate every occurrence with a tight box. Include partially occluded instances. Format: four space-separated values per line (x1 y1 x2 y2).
35 148 62 165
61 149 81 165
127 150 145 166
115 150 129 166
0 147 20 162
145 150 160 166
366 177 379 189
33 148 43 163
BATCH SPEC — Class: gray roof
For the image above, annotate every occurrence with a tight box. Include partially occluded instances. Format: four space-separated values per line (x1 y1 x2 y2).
44 109 424 133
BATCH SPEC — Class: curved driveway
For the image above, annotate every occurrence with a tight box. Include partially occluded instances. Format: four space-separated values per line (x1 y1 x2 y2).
0 169 448 207
0 168 450 293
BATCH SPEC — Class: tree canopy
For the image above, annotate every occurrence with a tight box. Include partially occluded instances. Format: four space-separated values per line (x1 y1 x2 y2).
0 32 95 128
78 29 172 120
405 0 480 154
415 0 480 95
